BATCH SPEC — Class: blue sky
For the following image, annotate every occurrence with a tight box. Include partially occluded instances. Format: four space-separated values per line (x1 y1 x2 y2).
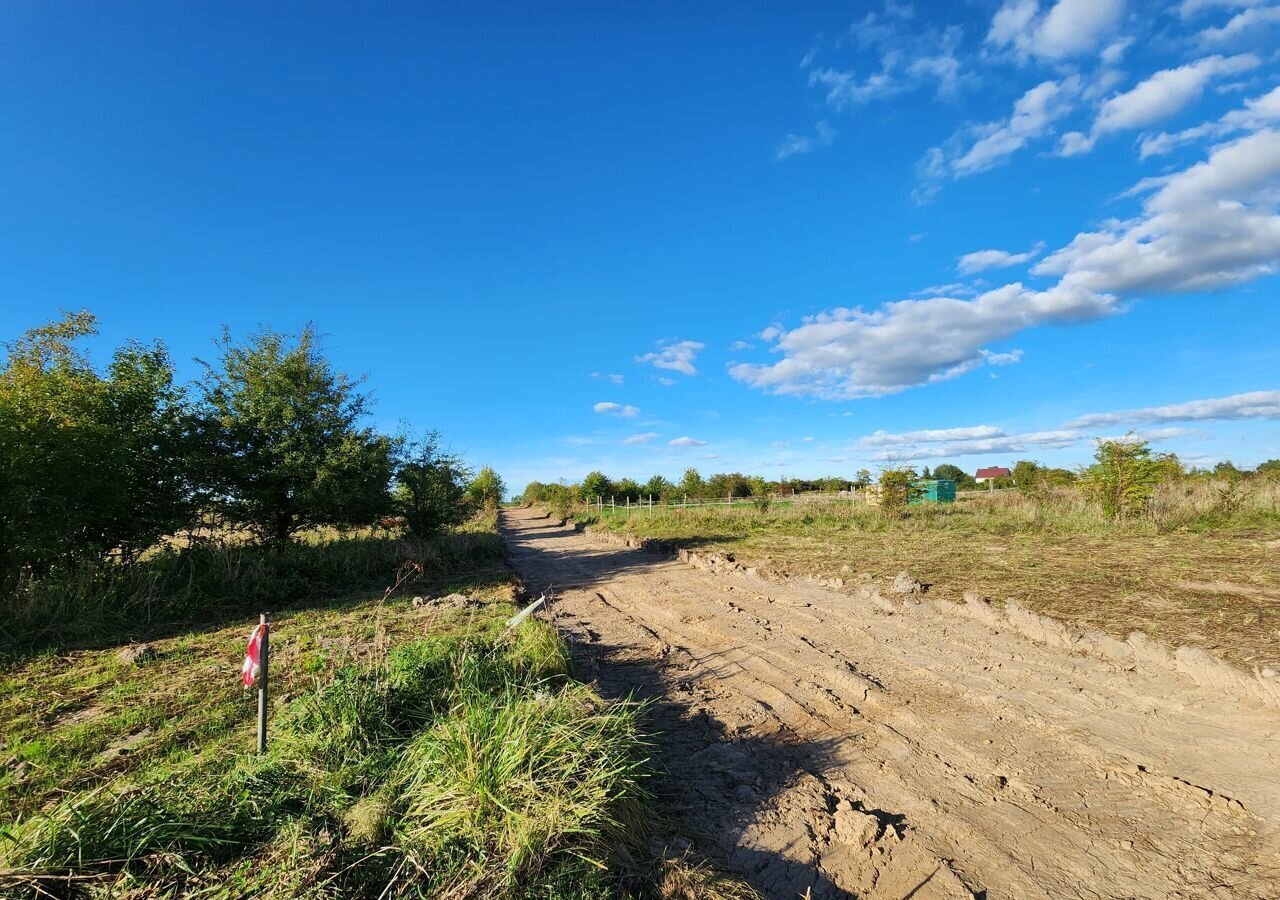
2 0 1278 490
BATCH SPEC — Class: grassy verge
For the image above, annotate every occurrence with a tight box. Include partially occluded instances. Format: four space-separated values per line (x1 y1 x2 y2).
570 484 1280 670
0 514 757 899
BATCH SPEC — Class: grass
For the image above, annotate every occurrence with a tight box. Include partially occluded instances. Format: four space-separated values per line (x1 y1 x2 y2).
570 479 1280 670
0 511 757 899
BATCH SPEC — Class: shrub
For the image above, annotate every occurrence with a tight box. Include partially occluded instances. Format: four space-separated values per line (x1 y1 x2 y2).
396 432 471 537
1079 438 1171 519
467 467 506 508
877 468 923 518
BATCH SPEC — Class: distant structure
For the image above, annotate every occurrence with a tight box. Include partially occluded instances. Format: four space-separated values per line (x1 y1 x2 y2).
975 466 1010 491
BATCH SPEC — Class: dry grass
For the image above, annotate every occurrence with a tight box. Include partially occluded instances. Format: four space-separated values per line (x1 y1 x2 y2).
575 480 1280 670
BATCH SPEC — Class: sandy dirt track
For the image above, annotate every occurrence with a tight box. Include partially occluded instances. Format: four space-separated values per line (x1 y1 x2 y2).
501 507 1280 899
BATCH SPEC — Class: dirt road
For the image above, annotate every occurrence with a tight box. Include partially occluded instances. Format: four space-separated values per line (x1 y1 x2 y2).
501 507 1280 899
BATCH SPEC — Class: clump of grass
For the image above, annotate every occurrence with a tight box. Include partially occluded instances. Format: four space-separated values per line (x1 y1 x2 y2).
0 620 653 899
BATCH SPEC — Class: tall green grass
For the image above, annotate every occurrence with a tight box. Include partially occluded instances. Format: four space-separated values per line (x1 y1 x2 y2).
0 621 651 899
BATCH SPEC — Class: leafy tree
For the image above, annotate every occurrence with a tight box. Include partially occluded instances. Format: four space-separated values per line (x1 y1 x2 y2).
1213 460 1242 481
396 432 470 537
198 325 398 548
467 466 505 508
1257 459 1280 480
854 468 873 487
581 470 612 501
0 312 194 578
679 467 704 500
877 467 923 518
706 472 752 499
1011 460 1042 494
521 481 547 504
642 474 674 500
613 478 641 502
921 466 932 479
931 463 973 489
747 475 770 498
1080 438 1162 519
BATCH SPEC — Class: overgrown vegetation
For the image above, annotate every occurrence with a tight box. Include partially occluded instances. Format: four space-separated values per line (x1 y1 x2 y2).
0 313 507 645
0 592 670 897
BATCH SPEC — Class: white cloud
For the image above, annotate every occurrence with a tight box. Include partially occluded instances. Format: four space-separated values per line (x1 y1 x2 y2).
729 340 755 351
803 436 816 442
987 0 1125 61
1061 54 1260 155
590 372 625 384
593 402 640 418
1199 5 1280 42
951 78 1081 175
909 231 928 242
1180 0 1267 18
868 428 1084 461
1035 127 1280 296
669 436 708 448
635 339 705 376
759 325 783 342
771 440 791 448
1140 84 1280 157
656 377 678 387
1070 390 1280 426
775 120 837 161
860 425 1007 447
729 282 1112 399
622 432 660 445
958 241 1046 274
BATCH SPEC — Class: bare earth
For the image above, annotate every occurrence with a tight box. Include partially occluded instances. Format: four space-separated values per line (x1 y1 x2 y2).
501 507 1280 900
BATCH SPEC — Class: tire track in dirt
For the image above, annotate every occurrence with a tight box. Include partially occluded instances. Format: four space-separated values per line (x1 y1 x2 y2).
502 508 1280 899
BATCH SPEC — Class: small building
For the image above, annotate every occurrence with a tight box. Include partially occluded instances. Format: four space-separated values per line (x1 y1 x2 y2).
975 466 1010 483
910 479 956 504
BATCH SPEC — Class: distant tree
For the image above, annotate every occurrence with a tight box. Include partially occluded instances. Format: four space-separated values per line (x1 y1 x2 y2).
1011 460 1042 494
1213 460 1243 481
854 468 873 487
878 467 923 518
932 463 973 489
642 474 674 500
1080 438 1162 519
921 466 932 479
467 466 505 508
521 481 547 504
395 432 470 537
680 467 704 500
198 324 398 548
706 472 752 499
747 475 770 498
1257 459 1280 480
613 478 641 502
581 470 612 501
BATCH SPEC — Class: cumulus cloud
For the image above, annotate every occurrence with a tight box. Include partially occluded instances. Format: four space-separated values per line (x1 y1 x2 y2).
622 432 660 445
953 78 1081 175
860 425 1007 447
593 402 640 418
636 339 705 376
1035 127 1280 296
958 242 1046 274
1070 390 1280 426
775 120 836 161
866 428 1084 461
1198 4 1280 42
987 0 1125 61
1059 53 1259 155
1140 84 1280 157
669 436 708 447
728 282 1110 399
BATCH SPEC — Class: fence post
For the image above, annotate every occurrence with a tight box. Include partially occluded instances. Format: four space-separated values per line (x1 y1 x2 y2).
256 612 270 754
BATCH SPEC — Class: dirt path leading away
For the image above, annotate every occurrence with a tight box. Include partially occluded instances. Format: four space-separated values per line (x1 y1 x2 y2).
501 507 1280 900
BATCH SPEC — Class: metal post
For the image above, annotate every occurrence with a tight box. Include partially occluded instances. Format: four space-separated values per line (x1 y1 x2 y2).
256 612 269 754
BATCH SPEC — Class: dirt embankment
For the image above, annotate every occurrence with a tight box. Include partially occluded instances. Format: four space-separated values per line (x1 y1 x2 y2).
502 506 1280 900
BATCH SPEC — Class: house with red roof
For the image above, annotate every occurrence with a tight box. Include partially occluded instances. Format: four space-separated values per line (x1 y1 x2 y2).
975 466 1010 484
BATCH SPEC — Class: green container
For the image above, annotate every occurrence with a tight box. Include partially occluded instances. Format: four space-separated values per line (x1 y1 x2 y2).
910 479 956 504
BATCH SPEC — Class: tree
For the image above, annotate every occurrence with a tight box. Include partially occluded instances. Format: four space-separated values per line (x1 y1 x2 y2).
1011 460 1042 494
921 466 932 479
680 467 704 500
467 467 505 508
642 474 674 500
0 312 194 578
878 467 923 518
396 432 470 537
613 478 641 502
854 468 873 487
1079 438 1161 519
1257 459 1280 480
198 325 398 548
581 470 612 501
932 463 974 489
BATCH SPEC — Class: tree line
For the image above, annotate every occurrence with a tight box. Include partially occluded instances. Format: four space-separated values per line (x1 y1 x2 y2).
0 312 503 589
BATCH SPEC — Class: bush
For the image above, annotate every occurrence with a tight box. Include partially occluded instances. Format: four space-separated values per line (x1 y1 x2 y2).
877 468 923 518
396 432 470 537
1079 438 1170 519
